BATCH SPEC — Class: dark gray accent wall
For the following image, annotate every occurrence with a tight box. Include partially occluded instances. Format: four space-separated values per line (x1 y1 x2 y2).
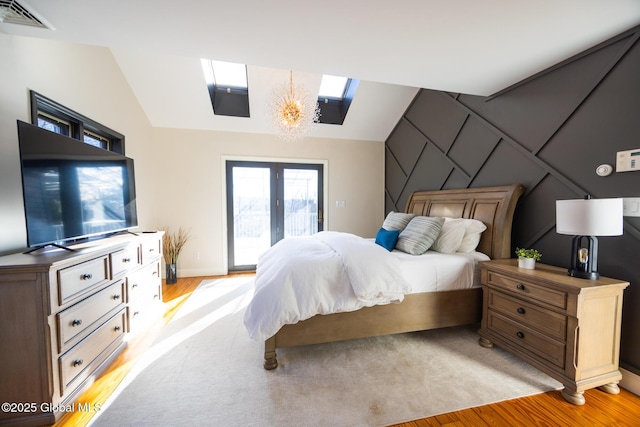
385 26 640 375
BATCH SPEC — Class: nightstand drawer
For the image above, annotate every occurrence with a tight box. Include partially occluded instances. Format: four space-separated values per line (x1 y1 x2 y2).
487 289 567 341
487 310 566 369
486 270 567 310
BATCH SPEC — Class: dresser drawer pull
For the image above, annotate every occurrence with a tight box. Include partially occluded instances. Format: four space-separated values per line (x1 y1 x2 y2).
516 283 525 291
81 273 93 280
517 307 526 314
114 325 121 332
149 248 156 253
72 359 84 367
516 331 525 339
112 294 121 300
133 311 140 317
152 271 158 276
132 283 139 288
71 319 83 327
122 257 131 263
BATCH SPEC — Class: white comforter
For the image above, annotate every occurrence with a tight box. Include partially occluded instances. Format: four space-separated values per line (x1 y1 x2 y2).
243 231 411 341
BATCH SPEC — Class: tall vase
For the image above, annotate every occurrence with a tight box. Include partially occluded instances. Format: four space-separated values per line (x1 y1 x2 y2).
166 263 177 284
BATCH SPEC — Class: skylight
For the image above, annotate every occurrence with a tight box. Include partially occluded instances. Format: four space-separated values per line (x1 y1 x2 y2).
318 75 348 99
201 59 248 89
316 75 359 126
200 58 250 117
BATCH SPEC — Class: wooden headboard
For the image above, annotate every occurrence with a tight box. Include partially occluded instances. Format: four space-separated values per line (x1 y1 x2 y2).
404 184 525 260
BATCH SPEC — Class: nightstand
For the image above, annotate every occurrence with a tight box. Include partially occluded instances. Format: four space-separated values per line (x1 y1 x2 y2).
477 259 629 405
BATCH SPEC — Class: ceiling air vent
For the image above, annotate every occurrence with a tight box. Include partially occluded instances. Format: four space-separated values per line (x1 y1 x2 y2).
0 0 53 29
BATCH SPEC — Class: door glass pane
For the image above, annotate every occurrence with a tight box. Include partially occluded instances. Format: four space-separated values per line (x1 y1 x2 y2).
232 167 271 266
283 168 318 238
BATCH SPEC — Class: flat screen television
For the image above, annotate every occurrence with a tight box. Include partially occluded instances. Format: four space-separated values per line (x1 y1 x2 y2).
17 120 138 250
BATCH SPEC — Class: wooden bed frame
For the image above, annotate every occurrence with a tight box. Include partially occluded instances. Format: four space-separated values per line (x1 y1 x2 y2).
263 184 525 369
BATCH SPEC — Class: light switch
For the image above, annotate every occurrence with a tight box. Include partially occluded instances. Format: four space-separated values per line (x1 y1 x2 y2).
335 200 346 208
623 198 640 217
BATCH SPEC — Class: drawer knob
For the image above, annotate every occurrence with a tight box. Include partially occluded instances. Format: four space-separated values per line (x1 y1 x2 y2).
71 319 83 327
123 257 131 263
516 331 525 339
113 294 121 300
81 273 93 280
114 325 121 331
516 283 525 291
72 359 84 367
517 307 526 314
132 283 139 288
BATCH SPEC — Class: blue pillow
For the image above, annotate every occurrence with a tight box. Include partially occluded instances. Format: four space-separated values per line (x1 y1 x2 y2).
375 227 400 251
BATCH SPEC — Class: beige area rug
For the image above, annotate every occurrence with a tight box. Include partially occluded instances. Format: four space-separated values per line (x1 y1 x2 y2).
89 277 561 427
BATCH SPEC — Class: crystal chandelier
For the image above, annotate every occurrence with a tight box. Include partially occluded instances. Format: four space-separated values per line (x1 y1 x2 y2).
270 71 320 142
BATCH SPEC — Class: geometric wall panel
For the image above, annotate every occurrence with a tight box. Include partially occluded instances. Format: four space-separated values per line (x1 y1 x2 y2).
385 147 407 204
471 141 546 190
457 35 634 154
448 115 501 176
398 144 453 209
385 25 640 374
405 90 467 153
386 118 427 175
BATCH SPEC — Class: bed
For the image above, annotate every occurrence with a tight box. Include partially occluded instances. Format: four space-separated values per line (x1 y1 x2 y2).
249 184 524 369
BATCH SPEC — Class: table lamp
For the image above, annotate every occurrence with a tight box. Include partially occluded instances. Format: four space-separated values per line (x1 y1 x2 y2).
555 196 623 280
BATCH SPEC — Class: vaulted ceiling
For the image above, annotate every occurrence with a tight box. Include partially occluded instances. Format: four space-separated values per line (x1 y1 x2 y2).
2 0 639 141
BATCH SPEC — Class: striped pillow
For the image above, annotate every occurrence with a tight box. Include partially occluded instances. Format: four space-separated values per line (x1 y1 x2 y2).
396 216 445 255
382 211 415 231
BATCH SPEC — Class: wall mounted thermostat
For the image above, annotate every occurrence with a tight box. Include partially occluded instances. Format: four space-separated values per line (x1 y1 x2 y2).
616 148 640 172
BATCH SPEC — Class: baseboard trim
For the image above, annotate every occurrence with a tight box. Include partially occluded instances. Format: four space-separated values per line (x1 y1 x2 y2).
621 368 640 396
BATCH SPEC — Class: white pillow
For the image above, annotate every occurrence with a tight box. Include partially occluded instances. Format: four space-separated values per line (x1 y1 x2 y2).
431 218 466 254
457 219 487 253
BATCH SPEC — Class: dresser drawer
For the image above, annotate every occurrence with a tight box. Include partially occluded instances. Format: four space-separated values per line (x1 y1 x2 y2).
57 255 110 305
487 310 566 369
110 245 140 277
59 310 126 393
485 270 567 310
127 262 161 303
57 280 126 352
487 289 567 341
140 236 161 264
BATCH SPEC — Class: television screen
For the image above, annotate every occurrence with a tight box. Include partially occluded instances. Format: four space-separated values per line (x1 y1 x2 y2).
17 120 138 248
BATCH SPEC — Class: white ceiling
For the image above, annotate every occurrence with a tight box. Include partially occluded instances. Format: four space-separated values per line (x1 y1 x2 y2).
2 0 640 141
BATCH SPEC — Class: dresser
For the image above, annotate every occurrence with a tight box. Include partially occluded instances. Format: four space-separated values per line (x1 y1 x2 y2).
478 259 628 405
0 232 163 426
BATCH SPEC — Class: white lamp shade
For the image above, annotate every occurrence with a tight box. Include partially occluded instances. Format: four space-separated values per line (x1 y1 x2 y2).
556 198 623 236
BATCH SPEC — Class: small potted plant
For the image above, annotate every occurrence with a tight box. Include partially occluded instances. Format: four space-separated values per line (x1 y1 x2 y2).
515 247 542 270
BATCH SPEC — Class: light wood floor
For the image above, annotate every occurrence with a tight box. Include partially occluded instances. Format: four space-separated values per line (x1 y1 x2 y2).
54 275 640 427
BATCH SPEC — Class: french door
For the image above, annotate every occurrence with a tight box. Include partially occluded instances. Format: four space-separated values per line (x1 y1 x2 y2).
226 160 324 271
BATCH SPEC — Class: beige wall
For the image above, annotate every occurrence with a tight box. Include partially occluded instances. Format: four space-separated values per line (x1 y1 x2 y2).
149 128 383 276
0 34 385 276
